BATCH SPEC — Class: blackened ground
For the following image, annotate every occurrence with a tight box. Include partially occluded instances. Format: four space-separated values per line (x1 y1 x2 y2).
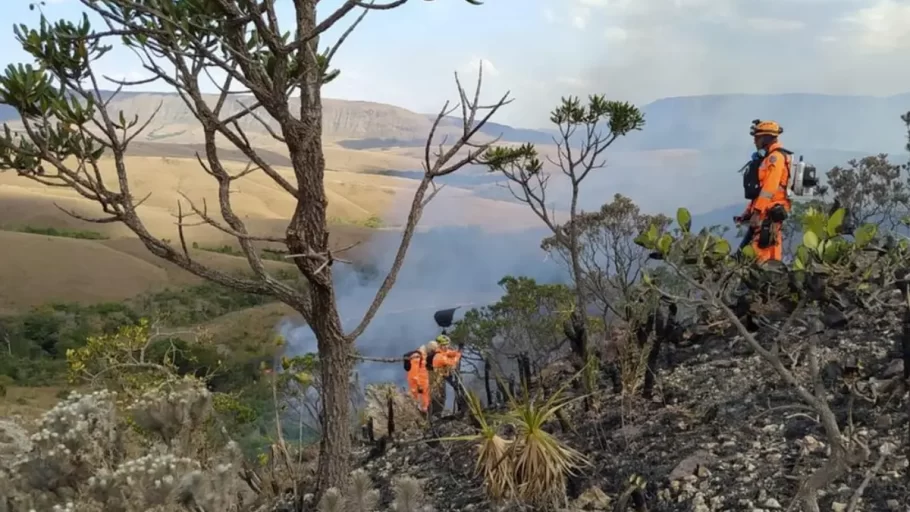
336 307 910 512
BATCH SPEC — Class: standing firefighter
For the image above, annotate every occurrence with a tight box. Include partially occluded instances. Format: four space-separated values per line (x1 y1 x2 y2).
403 344 431 413
736 119 792 263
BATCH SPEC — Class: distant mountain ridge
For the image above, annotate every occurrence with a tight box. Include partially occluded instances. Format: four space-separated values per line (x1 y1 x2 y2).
3 91 909 154
0 91 553 146
626 93 910 154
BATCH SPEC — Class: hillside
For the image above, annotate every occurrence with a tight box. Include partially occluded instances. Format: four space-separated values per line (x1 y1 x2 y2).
0 91 552 152
4 91 906 156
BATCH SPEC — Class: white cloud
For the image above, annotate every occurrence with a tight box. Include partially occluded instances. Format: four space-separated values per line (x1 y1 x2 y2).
839 0 910 52
572 15 588 30
461 57 499 77
604 26 629 42
571 7 590 30
743 17 806 32
542 8 556 23
556 77 590 88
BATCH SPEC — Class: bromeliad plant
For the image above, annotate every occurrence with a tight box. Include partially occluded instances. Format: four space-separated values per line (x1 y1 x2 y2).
439 369 589 508
505 377 589 508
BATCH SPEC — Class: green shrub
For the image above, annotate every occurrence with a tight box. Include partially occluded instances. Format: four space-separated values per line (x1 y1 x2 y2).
7 225 108 240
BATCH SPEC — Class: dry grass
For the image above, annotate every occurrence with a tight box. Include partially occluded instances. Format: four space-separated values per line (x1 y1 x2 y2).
0 230 299 314
0 129 544 314
446 377 588 508
0 153 539 237
0 155 406 236
463 391 513 502
0 231 172 313
0 386 69 423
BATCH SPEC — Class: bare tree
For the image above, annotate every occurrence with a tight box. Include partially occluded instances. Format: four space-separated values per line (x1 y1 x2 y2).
482 96 645 363
541 193 671 322
0 0 510 493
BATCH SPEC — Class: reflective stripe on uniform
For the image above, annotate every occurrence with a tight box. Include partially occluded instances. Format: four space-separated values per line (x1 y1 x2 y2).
759 191 774 199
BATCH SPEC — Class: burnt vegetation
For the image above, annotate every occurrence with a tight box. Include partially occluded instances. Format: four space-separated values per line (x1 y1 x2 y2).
0 1 909 512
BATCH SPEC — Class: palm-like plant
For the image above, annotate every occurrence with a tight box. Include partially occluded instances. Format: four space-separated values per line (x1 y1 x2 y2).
438 365 590 507
505 378 589 508
465 390 514 501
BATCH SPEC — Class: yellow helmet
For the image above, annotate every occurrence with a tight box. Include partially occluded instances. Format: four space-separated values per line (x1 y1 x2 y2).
749 119 783 137
435 334 451 346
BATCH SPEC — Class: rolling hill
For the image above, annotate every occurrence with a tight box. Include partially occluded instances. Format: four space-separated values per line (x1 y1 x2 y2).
0 91 552 151
2 89 908 315
3 91 907 155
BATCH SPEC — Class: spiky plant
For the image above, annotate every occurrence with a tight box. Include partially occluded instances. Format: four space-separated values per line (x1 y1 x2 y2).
465 390 514 501
505 376 589 508
346 469 379 512
618 333 652 396
434 375 515 502
317 487 345 512
390 476 430 512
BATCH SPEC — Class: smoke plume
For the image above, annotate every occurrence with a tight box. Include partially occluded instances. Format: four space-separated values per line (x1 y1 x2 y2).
277 218 565 389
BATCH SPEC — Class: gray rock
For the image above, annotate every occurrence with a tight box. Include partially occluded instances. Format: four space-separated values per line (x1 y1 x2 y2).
763 498 782 509
668 450 715 481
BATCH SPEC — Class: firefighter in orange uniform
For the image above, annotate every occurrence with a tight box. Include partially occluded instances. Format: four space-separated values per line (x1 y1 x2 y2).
736 119 792 263
426 335 461 415
404 343 431 412
403 335 462 414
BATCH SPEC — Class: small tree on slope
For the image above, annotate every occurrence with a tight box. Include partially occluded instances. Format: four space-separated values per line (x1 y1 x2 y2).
636 206 908 511
0 0 509 495
481 96 645 368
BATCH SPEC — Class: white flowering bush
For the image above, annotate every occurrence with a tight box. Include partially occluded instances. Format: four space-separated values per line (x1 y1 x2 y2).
0 385 245 512
127 377 214 452
0 420 30 465
84 441 242 512
10 389 120 507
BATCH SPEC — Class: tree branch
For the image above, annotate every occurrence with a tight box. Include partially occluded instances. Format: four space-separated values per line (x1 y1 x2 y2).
345 68 511 341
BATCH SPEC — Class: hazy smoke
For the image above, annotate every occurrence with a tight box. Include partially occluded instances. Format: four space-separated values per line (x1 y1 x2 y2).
277 220 566 389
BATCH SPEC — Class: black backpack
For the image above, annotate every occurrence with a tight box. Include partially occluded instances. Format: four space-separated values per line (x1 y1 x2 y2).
742 147 793 200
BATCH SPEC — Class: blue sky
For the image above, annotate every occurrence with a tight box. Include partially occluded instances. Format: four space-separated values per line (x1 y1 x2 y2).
3 0 909 127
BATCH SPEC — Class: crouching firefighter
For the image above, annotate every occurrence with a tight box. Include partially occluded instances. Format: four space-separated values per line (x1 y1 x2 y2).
736 119 792 263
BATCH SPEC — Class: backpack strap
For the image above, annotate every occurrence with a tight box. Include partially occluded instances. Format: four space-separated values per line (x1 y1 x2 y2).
769 147 793 198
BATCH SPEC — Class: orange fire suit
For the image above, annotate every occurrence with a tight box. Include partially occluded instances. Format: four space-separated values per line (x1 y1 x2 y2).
404 345 462 413
405 348 430 412
744 142 791 262
430 347 462 375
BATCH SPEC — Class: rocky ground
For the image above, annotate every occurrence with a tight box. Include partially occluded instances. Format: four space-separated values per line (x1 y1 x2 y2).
346 306 910 512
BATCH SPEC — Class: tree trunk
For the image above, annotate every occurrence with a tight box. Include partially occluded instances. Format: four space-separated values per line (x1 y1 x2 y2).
568 184 588 361
281 1 355 493
641 311 661 399
312 320 353 494
483 358 494 407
